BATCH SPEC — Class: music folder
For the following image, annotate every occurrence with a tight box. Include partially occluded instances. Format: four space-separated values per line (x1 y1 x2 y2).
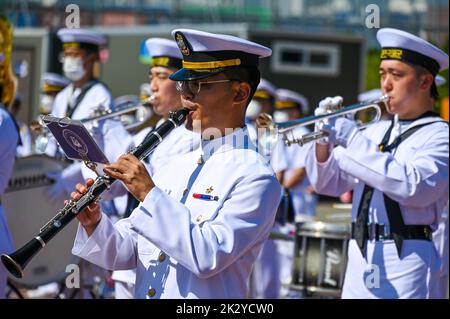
41 115 109 165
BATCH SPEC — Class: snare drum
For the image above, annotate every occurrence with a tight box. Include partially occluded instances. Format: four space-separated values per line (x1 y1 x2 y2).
2 154 79 288
290 221 351 298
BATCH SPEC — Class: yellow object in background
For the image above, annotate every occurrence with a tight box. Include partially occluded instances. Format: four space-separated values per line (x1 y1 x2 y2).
441 97 449 122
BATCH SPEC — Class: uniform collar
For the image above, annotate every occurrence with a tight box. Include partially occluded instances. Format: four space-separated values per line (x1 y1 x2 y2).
200 126 249 162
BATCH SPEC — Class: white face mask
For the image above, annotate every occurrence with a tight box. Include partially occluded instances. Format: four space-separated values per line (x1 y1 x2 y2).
63 57 86 81
39 94 54 114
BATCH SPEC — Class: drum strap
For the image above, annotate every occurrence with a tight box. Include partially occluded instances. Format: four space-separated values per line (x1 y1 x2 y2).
354 112 446 258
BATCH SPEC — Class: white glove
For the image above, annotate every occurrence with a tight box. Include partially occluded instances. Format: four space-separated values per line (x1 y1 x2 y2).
314 96 343 144
321 117 359 148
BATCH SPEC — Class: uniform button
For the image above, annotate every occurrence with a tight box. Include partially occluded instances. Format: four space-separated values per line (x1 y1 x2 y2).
148 288 156 297
158 252 166 262
196 214 203 222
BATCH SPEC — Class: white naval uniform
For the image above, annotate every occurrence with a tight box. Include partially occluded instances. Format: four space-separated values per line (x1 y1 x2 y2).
246 124 285 299
16 121 32 157
0 107 19 299
305 116 449 298
273 126 317 298
283 126 317 220
72 127 282 298
85 118 200 297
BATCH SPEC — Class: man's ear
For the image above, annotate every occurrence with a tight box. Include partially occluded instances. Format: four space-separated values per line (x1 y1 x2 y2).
233 82 251 105
420 73 434 91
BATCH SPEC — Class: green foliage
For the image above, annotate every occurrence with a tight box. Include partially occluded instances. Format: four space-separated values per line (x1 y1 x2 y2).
365 49 381 91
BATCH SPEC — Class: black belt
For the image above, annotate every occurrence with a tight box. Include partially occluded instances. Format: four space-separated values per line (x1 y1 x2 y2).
351 222 432 241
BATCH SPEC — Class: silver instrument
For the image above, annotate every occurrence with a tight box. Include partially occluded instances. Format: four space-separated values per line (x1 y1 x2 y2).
257 95 389 147
31 95 155 153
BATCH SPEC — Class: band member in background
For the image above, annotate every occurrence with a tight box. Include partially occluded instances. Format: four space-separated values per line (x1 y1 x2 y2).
0 14 19 299
245 78 277 143
39 72 70 115
271 88 317 298
246 78 282 299
0 103 19 299
43 28 113 299
10 93 32 157
71 29 281 298
306 28 448 298
430 73 448 299
45 28 112 204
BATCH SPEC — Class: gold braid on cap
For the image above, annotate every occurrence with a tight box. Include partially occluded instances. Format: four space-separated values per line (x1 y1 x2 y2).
0 15 17 108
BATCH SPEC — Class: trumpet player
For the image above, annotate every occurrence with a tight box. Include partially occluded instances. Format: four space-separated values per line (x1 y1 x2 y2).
305 28 449 298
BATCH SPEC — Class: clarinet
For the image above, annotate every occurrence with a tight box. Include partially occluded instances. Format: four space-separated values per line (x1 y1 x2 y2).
1 109 189 279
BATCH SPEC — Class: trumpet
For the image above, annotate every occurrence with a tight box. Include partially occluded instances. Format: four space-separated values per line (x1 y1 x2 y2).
257 94 389 147
81 97 154 129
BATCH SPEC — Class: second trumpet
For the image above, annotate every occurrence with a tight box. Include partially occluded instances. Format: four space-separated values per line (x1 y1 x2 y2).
257 94 389 147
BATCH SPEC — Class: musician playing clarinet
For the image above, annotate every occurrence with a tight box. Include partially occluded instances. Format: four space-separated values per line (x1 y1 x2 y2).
70 29 281 299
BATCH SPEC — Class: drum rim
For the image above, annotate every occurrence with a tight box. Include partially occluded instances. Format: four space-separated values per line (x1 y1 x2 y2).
288 283 342 298
296 221 351 236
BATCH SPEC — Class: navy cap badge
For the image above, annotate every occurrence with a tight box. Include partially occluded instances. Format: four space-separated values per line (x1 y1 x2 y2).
175 32 191 56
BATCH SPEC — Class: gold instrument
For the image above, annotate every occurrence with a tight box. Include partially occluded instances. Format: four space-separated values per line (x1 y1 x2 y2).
0 14 17 108
257 95 389 147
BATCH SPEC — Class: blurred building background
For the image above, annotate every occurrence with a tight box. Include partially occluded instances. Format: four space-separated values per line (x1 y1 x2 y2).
2 0 448 123
4 0 448 47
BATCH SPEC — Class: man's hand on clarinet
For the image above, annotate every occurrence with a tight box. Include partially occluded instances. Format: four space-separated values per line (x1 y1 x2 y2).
68 178 102 236
103 154 155 202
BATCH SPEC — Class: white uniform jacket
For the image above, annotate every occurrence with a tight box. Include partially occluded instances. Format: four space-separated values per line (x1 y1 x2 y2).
1 107 20 297
73 127 282 298
305 116 449 298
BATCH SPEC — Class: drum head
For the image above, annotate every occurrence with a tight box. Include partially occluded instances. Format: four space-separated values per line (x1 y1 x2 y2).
3 155 79 288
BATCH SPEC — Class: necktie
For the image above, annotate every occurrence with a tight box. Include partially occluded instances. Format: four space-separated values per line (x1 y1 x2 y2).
354 120 394 258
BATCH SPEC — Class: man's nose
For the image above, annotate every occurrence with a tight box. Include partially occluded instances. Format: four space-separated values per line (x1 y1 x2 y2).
381 76 393 92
